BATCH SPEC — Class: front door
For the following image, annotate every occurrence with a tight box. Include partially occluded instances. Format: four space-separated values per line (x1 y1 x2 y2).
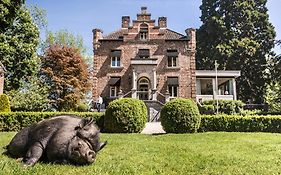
138 77 150 100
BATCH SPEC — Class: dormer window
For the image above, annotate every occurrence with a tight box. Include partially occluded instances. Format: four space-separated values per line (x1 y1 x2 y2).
138 49 150 59
139 24 148 40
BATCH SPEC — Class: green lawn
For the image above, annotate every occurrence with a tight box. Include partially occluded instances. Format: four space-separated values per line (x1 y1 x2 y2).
1 132 281 175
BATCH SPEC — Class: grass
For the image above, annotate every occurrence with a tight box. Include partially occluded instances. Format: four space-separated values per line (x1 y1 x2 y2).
1 132 281 175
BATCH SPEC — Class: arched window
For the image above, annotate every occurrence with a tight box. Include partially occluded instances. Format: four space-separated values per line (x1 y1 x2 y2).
139 24 148 40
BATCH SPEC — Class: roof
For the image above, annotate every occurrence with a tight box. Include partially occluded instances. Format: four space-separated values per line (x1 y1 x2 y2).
102 28 186 40
195 70 241 78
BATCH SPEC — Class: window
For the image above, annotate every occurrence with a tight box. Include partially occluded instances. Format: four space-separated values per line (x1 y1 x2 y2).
139 24 148 40
167 50 178 67
108 77 121 97
167 77 179 98
110 86 119 97
168 86 178 97
111 57 120 67
138 49 149 59
110 50 121 67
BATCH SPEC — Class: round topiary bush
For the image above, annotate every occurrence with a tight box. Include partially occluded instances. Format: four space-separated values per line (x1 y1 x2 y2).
160 98 200 133
104 98 147 133
0 94 11 112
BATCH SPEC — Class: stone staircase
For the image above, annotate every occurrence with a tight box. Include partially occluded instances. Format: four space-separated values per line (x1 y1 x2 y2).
144 100 163 122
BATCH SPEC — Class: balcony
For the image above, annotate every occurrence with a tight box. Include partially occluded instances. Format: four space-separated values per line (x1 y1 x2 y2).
131 58 157 65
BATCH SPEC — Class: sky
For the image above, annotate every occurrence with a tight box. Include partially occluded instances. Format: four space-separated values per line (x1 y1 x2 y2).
26 0 281 56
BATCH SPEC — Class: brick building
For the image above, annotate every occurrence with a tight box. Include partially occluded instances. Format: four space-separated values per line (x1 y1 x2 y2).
93 7 196 109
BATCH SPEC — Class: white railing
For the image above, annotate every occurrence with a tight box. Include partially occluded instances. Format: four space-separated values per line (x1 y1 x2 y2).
196 95 234 102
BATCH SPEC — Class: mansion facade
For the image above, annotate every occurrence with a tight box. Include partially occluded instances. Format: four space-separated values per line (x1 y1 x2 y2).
92 7 240 113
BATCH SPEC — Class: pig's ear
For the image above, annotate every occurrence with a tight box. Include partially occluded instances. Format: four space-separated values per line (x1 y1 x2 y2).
75 117 95 130
98 141 108 151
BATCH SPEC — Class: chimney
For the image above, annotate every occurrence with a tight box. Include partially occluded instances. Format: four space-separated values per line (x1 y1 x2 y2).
158 17 167 28
185 28 196 50
92 28 103 50
122 16 130 28
141 7 147 14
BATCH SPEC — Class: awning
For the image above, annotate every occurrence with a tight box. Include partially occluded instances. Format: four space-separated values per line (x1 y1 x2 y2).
138 49 150 57
167 77 179 85
167 50 178 57
108 77 121 86
111 50 121 57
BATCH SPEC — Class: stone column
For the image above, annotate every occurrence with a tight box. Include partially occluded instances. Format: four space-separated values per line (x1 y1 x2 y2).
212 78 216 100
131 69 137 98
232 78 237 100
165 90 170 102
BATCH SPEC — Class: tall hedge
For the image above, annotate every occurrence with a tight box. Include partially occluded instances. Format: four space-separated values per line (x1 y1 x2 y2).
160 98 200 133
104 98 147 133
0 94 11 112
199 114 281 133
0 112 104 132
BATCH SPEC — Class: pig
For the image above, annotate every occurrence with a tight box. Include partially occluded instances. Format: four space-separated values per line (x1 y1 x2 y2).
6 115 107 166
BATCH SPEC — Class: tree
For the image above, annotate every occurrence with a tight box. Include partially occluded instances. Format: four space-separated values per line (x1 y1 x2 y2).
196 0 276 103
0 0 24 32
7 76 50 111
41 45 91 111
40 30 86 55
0 3 39 91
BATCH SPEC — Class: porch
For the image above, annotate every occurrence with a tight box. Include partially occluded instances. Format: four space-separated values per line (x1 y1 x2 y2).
195 70 241 102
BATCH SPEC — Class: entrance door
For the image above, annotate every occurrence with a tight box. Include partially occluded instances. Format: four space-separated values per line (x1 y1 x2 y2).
138 77 150 100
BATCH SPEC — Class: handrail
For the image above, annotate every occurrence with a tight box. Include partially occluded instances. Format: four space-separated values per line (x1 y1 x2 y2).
122 90 132 98
156 91 166 98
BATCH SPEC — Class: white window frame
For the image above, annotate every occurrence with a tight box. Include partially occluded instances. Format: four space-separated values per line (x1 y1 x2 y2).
167 56 178 67
168 86 178 98
110 86 119 97
111 56 121 67
140 31 148 40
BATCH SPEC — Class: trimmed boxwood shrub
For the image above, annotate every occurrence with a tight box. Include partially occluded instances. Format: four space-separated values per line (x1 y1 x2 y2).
201 100 244 114
199 114 281 133
0 112 104 132
0 94 11 112
160 98 200 133
104 98 147 133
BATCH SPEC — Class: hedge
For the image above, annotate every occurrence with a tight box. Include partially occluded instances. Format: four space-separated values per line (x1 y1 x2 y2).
199 114 281 133
0 94 11 112
104 98 147 133
0 112 104 132
160 98 200 133
200 100 244 114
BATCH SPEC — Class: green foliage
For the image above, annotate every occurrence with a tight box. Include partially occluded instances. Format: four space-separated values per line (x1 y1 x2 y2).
160 98 200 133
201 100 244 114
41 45 91 111
264 82 281 113
199 104 215 115
104 98 147 133
199 114 281 132
7 77 50 112
196 0 276 103
0 94 11 112
0 4 39 91
0 0 24 32
41 30 86 55
76 103 89 112
0 112 104 132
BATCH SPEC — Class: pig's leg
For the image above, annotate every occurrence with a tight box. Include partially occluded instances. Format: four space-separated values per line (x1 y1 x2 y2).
23 142 44 167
